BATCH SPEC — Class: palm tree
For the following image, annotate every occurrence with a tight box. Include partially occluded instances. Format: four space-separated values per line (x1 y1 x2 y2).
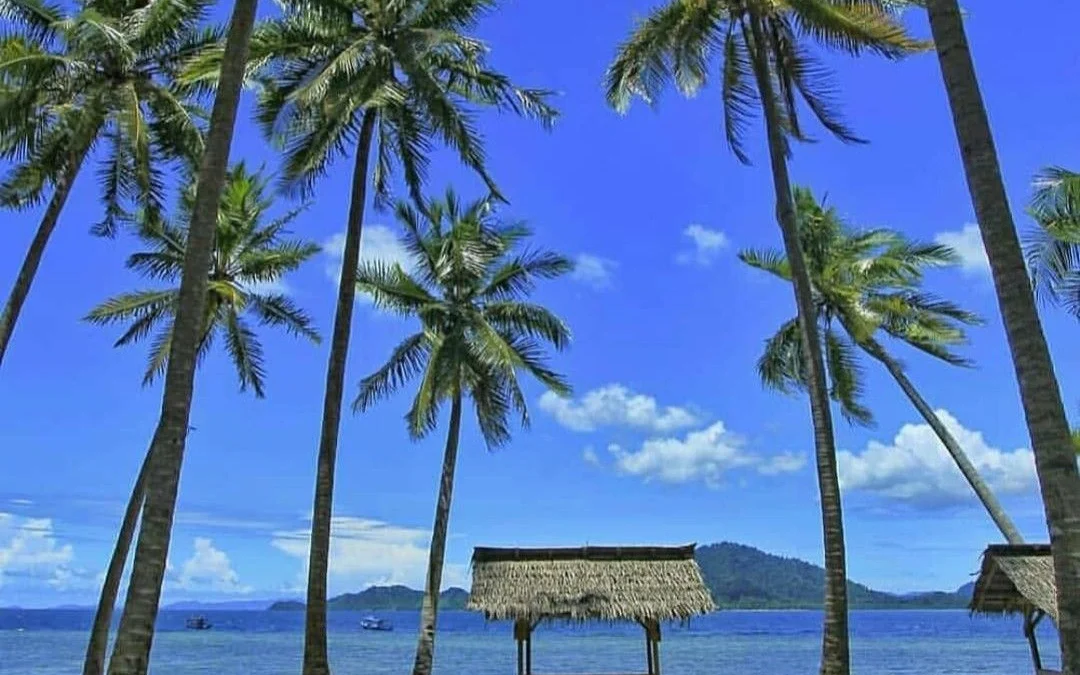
1024 166 1080 317
80 162 319 675
740 185 1023 544
605 3 922 672
104 0 260 671
86 162 320 392
222 2 558 670
0 0 209 369
923 2 1080 667
353 191 572 675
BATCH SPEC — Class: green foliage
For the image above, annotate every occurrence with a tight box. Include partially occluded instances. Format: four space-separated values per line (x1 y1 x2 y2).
1024 166 1080 317
0 0 214 234
354 189 572 447
85 163 320 396
185 0 558 204
604 0 926 164
269 586 470 612
740 186 981 425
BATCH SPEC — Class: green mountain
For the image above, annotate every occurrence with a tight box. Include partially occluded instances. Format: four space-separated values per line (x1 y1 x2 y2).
269 542 969 612
695 542 967 609
270 586 469 611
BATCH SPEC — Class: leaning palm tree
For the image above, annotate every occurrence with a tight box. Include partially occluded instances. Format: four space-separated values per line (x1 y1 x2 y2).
741 185 1023 544
605 3 923 673
80 162 320 675
204 2 558 670
354 191 572 675
0 0 209 369
1024 166 1080 318
86 162 320 391
924 2 1080 667
104 0 260 671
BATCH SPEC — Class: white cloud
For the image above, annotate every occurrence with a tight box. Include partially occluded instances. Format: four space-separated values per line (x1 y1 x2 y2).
605 422 804 488
0 513 75 589
322 225 413 291
935 223 989 275
837 409 1037 506
177 538 251 594
539 385 700 433
582 446 600 466
272 516 467 592
677 224 729 266
757 452 808 476
570 253 617 290
8 499 32 506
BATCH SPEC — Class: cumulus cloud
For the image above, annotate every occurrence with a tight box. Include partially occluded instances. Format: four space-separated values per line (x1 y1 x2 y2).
538 384 700 433
604 422 805 487
177 538 251 594
935 224 989 275
0 513 75 589
322 225 413 290
570 253 617 290
837 409 1037 506
677 224 729 266
272 516 467 592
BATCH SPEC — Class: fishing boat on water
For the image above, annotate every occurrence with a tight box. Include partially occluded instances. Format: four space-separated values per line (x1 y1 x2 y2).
359 616 392 631
185 615 212 630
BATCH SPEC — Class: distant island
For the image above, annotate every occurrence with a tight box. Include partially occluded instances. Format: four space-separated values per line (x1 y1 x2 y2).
268 542 973 612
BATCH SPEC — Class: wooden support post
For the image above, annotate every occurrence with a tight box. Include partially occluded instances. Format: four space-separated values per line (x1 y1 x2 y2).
1023 609 1045 673
514 619 528 675
526 630 533 675
643 619 662 675
645 632 654 675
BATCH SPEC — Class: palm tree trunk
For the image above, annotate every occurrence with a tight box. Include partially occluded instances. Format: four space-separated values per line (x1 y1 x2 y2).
411 391 464 675
745 17 850 675
861 339 1023 544
83 449 152 675
926 2 1080 671
105 0 258 672
0 143 91 369
302 108 378 675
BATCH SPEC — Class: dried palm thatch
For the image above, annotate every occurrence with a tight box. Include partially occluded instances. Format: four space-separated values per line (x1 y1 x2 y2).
467 544 716 622
969 544 1058 624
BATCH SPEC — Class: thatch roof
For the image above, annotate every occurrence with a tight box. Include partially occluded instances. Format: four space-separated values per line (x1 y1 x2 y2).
969 544 1058 624
466 543 716 622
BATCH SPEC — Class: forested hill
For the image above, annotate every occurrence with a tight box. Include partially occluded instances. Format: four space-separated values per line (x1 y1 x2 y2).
695 542 968 609
268 541 970 611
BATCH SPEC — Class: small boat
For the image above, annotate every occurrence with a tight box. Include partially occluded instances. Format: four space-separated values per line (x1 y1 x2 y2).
185 615 212 630
359 616 392 631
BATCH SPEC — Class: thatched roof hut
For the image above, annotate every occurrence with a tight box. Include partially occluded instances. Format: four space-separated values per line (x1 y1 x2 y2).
467 543 715 675
969 544 1060 674
969 544 1057 623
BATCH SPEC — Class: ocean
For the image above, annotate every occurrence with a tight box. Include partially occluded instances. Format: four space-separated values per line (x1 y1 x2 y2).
0 608 1061 674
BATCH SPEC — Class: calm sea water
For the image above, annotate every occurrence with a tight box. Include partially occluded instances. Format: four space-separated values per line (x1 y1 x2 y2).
0 609 1061 674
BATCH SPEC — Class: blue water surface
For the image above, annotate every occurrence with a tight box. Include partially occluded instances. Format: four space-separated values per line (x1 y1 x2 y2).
0 609 1061 674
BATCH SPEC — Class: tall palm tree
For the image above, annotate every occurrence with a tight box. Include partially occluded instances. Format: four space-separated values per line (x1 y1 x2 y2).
605 3 922 672
86 162 320 392
1024 166 1080 317
104 0 260 671
224 2 558 670
0 0 209 368
923 2 1080 668
354 191 572 675
80 162 320 675
741 185 1023 544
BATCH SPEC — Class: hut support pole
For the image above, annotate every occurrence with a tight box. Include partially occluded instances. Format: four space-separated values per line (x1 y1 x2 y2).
1023 609 1045 673
643 619 662 675
514 620 528 675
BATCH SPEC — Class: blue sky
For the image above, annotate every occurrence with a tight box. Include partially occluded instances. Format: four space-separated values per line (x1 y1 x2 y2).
2 1 1080 609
